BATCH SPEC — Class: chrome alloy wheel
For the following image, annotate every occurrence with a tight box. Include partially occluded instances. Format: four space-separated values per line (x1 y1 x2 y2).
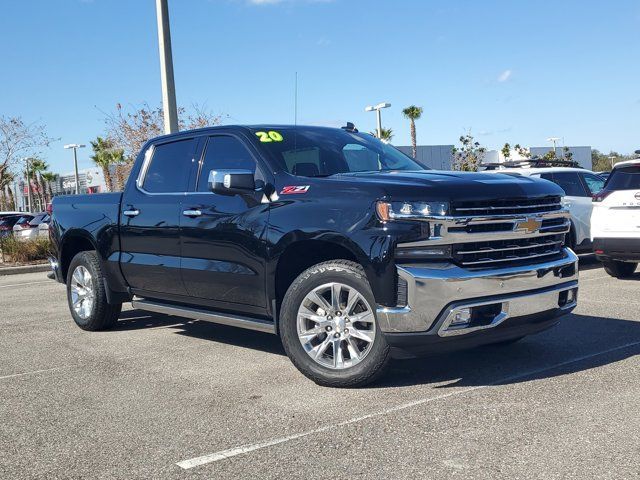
70 265 95 320
297 282 376 369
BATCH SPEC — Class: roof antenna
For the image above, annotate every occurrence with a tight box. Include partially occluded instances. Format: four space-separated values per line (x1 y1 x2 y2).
294 71 298 126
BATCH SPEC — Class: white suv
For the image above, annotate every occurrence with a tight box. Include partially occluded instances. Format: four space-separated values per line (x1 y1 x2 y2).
591 159 640 278
481 165 605 252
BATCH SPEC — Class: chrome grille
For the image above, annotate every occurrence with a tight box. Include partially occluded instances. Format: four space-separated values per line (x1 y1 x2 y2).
396 195 571 270
452 196 562 216
452 234 565 268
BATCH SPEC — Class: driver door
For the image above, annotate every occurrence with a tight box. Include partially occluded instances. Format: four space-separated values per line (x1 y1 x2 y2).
179 133 270 313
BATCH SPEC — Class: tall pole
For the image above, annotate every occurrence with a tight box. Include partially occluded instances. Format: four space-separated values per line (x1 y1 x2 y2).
73 148 80 195
376 110 382 139
156 0 179 134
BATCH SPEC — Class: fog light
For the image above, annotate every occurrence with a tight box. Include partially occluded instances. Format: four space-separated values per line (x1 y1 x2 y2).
450 308 471 327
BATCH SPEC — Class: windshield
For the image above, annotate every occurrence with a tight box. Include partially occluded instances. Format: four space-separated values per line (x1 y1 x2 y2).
250 127 424 176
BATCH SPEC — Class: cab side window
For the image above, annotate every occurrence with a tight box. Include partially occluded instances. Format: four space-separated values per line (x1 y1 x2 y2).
539 172 587 197
198 136 257 192
142 139 196 193
580 173 605 195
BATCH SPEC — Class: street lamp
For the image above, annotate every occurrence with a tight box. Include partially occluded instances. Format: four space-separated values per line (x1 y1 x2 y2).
365 102 391 139
608 155 617 169
547 137 560 157
64 144 86 194
155 0 178 134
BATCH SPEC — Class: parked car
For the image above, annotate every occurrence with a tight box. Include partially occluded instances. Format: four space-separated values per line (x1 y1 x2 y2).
49 125 578 387
13 213 47 241
38 216 51 238
591 159 640 278
481 163 604 252
0 214 27 238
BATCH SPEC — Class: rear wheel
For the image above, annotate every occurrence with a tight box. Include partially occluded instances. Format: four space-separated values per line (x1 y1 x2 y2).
602 260 637 278
66 251 122 331
279 260 390 387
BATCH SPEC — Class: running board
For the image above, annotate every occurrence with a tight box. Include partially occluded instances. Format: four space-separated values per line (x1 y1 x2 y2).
131 299 276 334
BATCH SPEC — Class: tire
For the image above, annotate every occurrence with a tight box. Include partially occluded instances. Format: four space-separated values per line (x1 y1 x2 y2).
279 260 391 387
602 260 637 279
66 251 122 331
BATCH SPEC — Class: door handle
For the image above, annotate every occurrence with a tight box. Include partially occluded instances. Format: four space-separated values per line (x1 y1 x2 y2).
123 209 140 217
182 209 202 217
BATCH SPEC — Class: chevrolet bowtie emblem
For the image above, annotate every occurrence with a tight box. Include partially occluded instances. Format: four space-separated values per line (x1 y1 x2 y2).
516 217 542 234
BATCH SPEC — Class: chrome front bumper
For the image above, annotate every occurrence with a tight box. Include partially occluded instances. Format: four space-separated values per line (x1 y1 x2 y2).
377 248 578 334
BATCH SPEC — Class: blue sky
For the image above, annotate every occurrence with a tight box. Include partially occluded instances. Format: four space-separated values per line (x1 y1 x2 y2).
1 0 639 173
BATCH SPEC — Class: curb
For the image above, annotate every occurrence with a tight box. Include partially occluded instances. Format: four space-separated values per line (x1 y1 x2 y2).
0 263 50 276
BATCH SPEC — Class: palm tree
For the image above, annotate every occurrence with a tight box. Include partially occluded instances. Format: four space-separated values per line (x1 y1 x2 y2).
40 171 58 205
0 170 14 210
402 105 423 159
90 137 123 192
371 128 394 142
29 159 49 211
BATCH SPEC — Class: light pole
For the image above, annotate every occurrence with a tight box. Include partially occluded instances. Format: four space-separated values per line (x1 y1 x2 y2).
155 0 179 134
365 102 391 138
547 137 560 158
609 155 617 169
64 144 86 194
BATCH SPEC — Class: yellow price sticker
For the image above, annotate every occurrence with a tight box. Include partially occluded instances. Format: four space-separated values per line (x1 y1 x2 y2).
255 131 284 143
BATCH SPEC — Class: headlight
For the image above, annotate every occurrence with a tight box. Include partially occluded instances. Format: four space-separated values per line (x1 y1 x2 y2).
376 200 449 222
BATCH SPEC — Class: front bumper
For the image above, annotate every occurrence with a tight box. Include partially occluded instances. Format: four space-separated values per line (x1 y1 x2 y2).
376 248 578 346
593 237 640 262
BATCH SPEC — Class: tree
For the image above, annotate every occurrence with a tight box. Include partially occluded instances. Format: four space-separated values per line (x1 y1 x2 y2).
29 158 49 211
103 103 224 188
501 142 511 161
402 105 423 159
90 137 123 192
514 144 530 158
40 172 58 205
0 116 54 185
371 127 394 141
452 133 486 171
0 170 15 211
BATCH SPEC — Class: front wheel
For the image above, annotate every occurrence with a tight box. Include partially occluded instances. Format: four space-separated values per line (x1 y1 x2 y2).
279 260 390 387
602 260 637 279
66 251 122 331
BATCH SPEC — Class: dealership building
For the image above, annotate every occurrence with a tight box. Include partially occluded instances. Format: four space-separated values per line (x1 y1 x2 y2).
397 145 592 170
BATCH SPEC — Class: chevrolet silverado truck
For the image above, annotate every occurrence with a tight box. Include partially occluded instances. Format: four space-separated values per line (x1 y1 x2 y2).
49 125 578 387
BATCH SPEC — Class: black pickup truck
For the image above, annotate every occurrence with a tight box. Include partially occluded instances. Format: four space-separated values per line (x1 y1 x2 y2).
50 125 578 387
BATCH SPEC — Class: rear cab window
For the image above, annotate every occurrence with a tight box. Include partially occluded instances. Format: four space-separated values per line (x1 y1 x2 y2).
141 138 197 193
605 165 640 191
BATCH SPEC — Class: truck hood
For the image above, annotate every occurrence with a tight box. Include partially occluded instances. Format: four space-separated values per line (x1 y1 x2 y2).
334 170 564 201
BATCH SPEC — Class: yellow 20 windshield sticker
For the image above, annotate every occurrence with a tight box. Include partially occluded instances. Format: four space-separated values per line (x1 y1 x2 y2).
255 131 283 143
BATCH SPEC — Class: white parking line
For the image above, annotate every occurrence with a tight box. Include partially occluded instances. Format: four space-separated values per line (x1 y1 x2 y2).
0 280 53 289
176 339 640 470
0 365 75 380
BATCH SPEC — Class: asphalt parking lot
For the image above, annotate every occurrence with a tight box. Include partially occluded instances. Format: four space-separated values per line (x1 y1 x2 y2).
1 257 639 479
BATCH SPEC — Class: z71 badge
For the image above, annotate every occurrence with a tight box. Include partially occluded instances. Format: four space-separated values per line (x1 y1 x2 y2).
280 185 310 195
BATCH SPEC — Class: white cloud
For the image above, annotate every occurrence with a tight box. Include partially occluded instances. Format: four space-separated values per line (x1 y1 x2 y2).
497 69 512 83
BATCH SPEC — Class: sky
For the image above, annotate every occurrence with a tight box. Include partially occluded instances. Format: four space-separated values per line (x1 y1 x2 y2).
1 0 639 173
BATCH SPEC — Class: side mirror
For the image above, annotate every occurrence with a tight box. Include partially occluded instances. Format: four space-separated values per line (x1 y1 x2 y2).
208 169 255 195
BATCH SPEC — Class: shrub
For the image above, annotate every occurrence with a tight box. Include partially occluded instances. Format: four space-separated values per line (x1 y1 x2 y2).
0 237 51 263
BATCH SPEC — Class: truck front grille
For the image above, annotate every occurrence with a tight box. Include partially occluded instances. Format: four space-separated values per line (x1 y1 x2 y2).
447 195 568 268
452 234 565 268
452 196 562 216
